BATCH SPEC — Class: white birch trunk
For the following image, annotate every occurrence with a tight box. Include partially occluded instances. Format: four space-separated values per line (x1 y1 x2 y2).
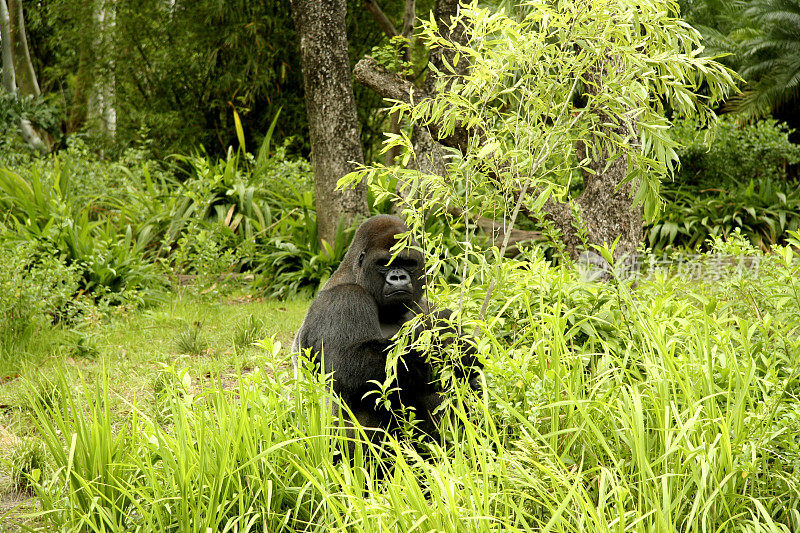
0 0 46 153
88 0 116 138
0 0 16 93
8 0 39 96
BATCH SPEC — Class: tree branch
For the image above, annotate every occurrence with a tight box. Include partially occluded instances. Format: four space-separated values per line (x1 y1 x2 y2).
401 0 415 40
354 56 422 104
354 56 470 153
447 207 543 254
363 0 398 37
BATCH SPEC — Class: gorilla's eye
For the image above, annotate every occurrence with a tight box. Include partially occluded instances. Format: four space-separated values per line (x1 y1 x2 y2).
377 257 417 270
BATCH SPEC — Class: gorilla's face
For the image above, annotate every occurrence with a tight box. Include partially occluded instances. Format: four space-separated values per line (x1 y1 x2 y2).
358 247 424 310
337 215 424 319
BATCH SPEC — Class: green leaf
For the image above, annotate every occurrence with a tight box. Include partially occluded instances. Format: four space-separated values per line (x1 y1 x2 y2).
256 107 282 169
232 108 246 154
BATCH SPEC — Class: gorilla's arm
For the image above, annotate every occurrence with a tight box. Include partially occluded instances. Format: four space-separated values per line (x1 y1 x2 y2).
296 284 392 402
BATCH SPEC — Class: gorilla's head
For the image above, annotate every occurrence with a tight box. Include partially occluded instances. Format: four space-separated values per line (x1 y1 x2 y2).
326 215 424 315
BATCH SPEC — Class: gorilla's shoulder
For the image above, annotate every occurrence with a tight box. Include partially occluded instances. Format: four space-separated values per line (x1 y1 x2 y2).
317 282 374 300
308 283 380 317
299 283 382 348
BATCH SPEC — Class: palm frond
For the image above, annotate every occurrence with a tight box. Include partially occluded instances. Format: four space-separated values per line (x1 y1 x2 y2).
733 0 800 117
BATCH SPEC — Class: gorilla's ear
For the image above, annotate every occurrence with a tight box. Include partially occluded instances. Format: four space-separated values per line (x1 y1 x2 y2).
357 250 366 267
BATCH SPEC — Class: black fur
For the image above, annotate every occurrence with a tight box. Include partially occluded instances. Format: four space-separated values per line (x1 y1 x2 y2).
293 215 479 443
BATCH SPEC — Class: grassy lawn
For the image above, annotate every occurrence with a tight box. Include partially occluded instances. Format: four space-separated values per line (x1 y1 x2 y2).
0 288 308 527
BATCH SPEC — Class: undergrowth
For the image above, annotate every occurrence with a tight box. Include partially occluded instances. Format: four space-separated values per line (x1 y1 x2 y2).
10 235 800 532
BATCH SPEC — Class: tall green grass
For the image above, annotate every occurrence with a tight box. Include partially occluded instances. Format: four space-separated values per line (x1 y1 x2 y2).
14 243 800 532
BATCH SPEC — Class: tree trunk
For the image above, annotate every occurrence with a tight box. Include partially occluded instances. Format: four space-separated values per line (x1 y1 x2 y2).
0 0 16 94
69 43 92 133
554 58 642 260
67 0 112 137
538 159 642 261
390 0 461 210
0 0 46 153
548 141 642 261
88 0 116 139
405 0 465 199
423 0 467 93
290 0 368 245
7 0 39 97
363 0 416 169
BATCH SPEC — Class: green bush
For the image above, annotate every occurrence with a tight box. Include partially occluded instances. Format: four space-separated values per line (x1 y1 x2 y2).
673 116 800 188
0 153 164 306
160 143 316 279
257 211 354 298
0 242 82 355
647 117 800 250
647 177 800 250
0 93 60 159
2 131 344 298
167 148 275 252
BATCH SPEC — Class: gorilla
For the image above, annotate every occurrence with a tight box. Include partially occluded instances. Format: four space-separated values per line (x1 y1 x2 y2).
292 214 479 445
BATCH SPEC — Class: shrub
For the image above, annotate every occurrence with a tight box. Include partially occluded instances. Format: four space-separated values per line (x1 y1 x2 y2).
161 143 317 279
0 156 164 305
647 117 800 250
672 115 800 188
647 177 800 250
171 220 243 284
167 148 275 254
257 213 354 298
0 241 83 355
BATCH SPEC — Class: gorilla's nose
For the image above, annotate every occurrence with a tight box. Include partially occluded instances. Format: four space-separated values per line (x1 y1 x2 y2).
386 268 411 287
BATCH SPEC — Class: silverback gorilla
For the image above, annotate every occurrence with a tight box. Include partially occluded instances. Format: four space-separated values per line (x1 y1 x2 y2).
292 215 480 443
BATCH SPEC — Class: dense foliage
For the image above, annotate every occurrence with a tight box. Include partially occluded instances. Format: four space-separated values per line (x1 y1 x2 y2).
344 0 736 271
673 116 800 187
12 0 424 158
0 129 393 307
0 144 163 308
678 0 800 130
1 116 797 315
